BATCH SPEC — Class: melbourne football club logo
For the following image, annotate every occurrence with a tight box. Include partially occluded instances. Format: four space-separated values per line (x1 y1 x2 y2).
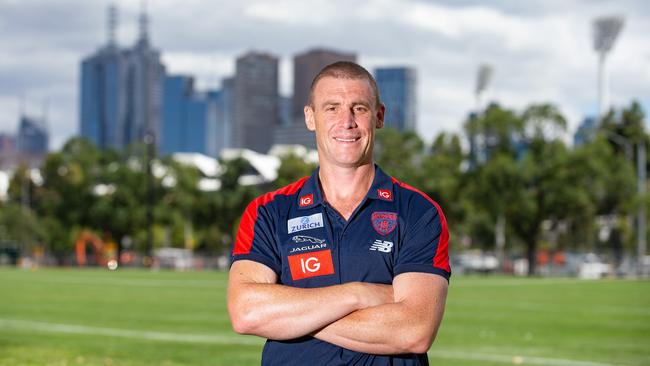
371 212 397 236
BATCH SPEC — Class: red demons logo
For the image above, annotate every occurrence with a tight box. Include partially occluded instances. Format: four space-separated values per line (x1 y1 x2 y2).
299 194 313 207
372 212 398 235
287 250 335 281
377 189 393 201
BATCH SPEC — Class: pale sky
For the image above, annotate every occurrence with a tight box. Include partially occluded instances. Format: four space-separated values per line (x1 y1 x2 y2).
0 0 648 150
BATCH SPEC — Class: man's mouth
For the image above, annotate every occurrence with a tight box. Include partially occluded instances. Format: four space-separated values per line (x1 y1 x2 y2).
334 137 360 142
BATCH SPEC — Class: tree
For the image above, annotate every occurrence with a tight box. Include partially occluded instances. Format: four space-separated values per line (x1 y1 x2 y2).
0 203 46 256
419 132 466 247
375 128 424 184
194 157 260 256
463 104 524 266
274 153 316 189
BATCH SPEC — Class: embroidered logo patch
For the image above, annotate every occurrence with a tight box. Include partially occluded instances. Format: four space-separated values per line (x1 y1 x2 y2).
377 189 393 201
287 213 324 234
371 212 397 236
299 194 313 207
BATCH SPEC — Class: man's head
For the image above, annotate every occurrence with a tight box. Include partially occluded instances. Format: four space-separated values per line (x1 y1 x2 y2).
308 61 381 109
304 61 385 169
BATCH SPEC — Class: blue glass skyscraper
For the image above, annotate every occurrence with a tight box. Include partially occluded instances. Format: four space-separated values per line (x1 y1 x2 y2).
17 115 48 154
79 5 164 151
375 67 417 132
161 75 223 156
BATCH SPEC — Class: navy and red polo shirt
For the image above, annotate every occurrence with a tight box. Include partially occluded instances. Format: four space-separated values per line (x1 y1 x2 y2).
232 165 450 366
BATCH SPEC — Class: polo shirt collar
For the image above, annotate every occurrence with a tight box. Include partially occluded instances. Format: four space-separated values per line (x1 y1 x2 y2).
297 164 395 210
366 165 395 202
296 168 324 210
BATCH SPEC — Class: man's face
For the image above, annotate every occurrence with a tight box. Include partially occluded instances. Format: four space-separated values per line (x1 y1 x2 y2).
304 76 384 169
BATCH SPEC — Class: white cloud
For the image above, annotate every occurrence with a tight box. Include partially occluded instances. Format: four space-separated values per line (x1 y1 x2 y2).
0 0 648 151
162 52 235 90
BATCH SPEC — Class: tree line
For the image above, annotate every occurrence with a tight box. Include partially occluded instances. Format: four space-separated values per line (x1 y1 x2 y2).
0 101 647 275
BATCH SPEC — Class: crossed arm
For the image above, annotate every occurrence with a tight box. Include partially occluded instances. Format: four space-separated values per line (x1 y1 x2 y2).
227 260 448 354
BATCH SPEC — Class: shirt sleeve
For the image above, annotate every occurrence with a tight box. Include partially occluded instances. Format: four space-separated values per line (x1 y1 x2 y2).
394 204 451 281
231 200 282 275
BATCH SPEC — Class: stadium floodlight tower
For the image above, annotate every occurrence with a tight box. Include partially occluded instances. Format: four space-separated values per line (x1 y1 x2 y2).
475 64 493 112
473 64 493 162
592 16 624 120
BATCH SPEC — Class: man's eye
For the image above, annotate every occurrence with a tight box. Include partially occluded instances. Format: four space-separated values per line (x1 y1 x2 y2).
326 106 336 112
354 106 368 113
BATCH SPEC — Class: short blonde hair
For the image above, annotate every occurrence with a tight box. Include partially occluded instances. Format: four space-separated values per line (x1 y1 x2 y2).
308 61 381 108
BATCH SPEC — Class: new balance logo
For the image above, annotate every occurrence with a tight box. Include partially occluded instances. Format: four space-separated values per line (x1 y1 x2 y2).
369 240 393 253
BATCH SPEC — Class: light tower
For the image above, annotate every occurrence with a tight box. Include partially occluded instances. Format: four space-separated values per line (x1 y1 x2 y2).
472 63 493 163
592 16 624 120
475 64 493 112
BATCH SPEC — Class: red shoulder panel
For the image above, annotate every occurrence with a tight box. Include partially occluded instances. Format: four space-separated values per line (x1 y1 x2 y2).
391 177 451 273
233 176 309 255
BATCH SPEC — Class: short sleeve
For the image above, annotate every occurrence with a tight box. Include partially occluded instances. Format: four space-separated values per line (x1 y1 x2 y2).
231 200 282 274
394 205 451 281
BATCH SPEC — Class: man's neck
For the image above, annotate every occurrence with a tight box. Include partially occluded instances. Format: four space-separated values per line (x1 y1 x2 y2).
318 163 375 220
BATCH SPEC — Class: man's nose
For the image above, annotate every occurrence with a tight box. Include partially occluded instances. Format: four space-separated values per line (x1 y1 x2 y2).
341 108 357 129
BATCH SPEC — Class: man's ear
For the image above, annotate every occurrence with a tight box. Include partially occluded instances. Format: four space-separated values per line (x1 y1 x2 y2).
304 105 316 131
375 103 385 129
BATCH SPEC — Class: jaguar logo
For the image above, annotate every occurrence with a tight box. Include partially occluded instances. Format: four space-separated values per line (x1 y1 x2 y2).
291 235 325 244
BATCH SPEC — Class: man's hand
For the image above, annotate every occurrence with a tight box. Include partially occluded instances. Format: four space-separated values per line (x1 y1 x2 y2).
228 260 394 340
313 272 448 355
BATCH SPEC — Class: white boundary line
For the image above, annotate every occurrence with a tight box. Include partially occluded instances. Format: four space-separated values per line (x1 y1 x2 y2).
0 318 629 366
0 318 262 346
0 275 223 288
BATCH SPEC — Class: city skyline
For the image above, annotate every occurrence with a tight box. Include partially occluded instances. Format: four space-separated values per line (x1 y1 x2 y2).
0 0 649 149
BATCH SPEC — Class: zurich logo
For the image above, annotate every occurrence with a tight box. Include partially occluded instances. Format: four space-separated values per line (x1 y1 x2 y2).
288 213 324 234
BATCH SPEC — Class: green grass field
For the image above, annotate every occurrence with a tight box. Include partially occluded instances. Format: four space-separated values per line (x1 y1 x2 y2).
0 268 648 366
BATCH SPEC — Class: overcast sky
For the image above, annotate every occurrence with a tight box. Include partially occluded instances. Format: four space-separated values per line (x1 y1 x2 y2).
0 0 648 150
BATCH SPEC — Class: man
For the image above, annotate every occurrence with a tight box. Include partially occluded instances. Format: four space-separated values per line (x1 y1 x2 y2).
228 61 450 365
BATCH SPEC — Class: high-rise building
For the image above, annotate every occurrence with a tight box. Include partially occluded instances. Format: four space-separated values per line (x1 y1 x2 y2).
216 77 235 154
0 118 47 169
274 48 356 149
80 5 165 151
205 90 223 158
161 75 192 154
233 52 278 153
0 133 16 156
17 115 49 154
161 75 222 156
375 67 417 132
574 116 597 147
